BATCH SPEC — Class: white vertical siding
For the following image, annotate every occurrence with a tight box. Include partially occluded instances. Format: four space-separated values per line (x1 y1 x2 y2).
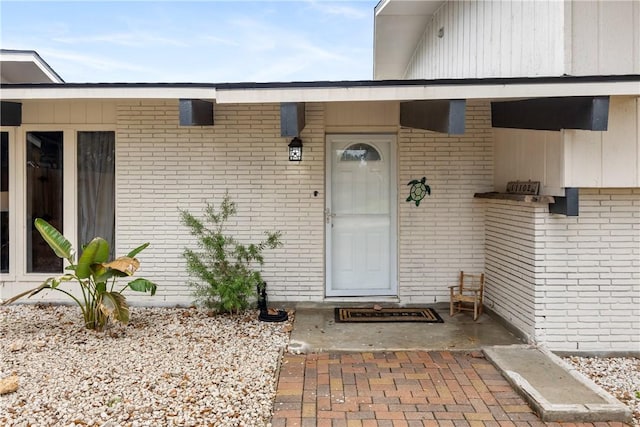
569 0 640 76
564 97 640 188
21 100 116 125
405 0 565 79
324 101 399 133
493 97 640 194
403 0 638 80
493 128 564 196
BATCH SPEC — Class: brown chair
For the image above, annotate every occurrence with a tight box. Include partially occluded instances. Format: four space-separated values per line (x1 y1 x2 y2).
449 271 485 321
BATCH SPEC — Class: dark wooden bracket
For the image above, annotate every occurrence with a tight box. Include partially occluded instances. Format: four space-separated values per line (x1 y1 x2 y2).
1 101 22 126
549 187 579 216
280 103 306 137
400 99 466 134
179 99 214 126
491 96 609 131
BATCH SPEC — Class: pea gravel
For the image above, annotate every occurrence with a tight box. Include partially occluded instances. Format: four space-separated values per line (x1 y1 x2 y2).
564 355 640 426
3 304 638 427
0 304 292 427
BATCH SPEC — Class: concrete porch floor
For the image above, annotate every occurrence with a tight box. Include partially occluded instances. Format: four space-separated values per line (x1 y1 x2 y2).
287 302 524 354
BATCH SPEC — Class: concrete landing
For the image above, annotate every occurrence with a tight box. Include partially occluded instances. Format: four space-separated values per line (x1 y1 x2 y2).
484 345 632 423
287 303 523 353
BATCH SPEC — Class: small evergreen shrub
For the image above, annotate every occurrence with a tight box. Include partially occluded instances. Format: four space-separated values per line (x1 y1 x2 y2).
179 193 282 314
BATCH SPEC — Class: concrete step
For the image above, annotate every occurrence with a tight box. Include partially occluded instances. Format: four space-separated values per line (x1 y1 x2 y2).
484 345 632 423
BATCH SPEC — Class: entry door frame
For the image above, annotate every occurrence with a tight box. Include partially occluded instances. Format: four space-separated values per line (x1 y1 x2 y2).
325 134 398 297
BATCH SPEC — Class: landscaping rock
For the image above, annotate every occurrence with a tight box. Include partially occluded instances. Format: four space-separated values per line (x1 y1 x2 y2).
0 305 292 426
0 375 18 395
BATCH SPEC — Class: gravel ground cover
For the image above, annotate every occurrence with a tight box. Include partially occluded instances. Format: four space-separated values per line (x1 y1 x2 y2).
0 304 292 427
564 355 640 426
2 304 638 427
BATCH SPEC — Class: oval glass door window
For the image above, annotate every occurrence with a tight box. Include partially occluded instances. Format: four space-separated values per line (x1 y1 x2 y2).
339 143 382 162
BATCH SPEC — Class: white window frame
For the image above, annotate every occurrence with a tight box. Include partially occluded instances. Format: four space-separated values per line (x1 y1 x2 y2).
0 127 16 282
15 125 115 282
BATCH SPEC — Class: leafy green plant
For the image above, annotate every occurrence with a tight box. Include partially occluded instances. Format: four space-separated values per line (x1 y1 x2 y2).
2 218 157 331
179 193 282 314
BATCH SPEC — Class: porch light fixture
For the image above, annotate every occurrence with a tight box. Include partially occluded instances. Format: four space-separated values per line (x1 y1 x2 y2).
288 137 303 161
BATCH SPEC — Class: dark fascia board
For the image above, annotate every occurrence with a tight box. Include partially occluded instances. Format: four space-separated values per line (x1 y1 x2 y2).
1 74 639 91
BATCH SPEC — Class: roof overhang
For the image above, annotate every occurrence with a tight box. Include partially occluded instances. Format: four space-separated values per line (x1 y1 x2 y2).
374 0 445 80
0 50 64 84
0 84 216 100
1 76 638 104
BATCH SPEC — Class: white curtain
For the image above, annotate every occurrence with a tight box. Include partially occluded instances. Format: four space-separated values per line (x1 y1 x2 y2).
77 132 115 257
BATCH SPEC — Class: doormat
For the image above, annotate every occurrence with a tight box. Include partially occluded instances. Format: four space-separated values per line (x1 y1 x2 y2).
334 307 444 323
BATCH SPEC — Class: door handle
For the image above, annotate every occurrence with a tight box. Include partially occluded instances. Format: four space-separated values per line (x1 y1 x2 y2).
324 208 336 224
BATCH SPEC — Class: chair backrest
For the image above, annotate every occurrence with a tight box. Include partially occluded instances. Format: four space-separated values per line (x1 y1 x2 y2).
460 271 484 290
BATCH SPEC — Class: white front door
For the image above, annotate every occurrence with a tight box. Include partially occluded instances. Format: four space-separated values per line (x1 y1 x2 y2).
326 135 397 297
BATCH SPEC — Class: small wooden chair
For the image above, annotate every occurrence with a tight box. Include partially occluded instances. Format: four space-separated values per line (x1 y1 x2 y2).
449 271 485 321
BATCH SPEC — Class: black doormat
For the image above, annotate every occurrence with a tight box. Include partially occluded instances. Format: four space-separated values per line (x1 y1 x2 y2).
334 307 444 323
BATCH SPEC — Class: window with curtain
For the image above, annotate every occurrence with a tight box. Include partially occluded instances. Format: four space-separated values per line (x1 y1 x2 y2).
1 132 9 273
27 131 64 273
77 131 115 257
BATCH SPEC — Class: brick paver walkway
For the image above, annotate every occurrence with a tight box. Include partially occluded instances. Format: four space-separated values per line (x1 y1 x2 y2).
270 351 629 427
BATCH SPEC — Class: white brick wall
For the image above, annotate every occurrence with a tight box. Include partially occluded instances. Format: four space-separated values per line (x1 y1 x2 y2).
484 189 640 352
398 102 493 303
2 99 496 307
115 99 495 305
5 98 638 351
484 200 543 341
538 189 640 352
116 100 326 305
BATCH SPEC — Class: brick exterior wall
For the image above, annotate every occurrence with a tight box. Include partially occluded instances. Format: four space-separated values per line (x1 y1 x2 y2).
398 102 493 303
483 189 640 352
115 100 494 305
484 200 541 341
116 100 326 305
4 99 638 352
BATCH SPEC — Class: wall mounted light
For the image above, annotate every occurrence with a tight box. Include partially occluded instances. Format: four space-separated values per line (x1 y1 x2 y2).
288 137 303 161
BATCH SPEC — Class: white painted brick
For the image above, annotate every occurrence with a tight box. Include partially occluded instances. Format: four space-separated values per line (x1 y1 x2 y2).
485 189 640 352
398 104 492 302
6 99 638 354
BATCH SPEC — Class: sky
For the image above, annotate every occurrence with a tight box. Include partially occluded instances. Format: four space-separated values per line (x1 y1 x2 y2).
0 0 378 83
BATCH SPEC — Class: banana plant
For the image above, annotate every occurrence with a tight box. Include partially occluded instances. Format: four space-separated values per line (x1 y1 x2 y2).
2 218 157 331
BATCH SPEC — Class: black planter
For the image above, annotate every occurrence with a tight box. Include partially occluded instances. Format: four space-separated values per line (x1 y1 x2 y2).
256 282 288 322
257 282 268 313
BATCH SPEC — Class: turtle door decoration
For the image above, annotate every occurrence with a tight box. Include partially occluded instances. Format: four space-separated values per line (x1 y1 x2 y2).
406 177 431 206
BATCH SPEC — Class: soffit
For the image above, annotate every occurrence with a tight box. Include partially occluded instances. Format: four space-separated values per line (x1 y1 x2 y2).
374 0 445 80
0 50 64 84
1 76 638 103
